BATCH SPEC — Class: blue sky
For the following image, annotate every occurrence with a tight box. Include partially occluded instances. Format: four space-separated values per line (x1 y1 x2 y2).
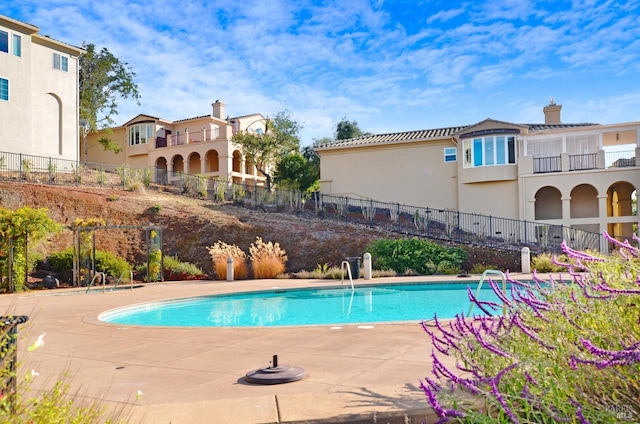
5 0 640 145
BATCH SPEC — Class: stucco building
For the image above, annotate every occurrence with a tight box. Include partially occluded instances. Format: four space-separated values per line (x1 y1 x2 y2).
316 102 639 244
86 100 269 186
0 15 83 162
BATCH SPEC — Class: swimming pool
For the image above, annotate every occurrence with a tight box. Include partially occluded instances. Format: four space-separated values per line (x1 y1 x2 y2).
100 282 508 327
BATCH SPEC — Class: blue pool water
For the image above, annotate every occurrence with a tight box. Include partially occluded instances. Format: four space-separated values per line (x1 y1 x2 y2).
100 282 509 327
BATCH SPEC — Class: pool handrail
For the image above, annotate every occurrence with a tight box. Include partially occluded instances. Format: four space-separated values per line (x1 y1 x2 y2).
467 269 507 317
114 270 134 290
85 272 106 293
340 261 355 292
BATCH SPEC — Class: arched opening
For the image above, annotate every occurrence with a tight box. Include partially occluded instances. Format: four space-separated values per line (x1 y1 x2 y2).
206 150 219 172
570 184 598 218
172 155 185 174
155 157 168 184
232 150 242 173
534 186 562 220
607 181 637 242
188 152 201 174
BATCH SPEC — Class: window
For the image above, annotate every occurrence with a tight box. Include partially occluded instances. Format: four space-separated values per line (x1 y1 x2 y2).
0 78 8 101
0 30 8 53
12 34 21 57
463 136 516 168
444 147 457 162
129 123 154 145
53 53 68 72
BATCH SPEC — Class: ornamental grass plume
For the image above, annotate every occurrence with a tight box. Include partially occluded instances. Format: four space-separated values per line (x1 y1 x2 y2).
422 231 640 423
207 241 248 280
249 237 288 279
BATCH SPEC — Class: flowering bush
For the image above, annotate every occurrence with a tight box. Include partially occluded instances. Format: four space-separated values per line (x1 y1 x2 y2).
207 241 248 280
248 237 287 279
422 231 640 423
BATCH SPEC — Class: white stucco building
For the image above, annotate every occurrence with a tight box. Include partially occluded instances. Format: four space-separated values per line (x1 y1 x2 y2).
0 14 83 162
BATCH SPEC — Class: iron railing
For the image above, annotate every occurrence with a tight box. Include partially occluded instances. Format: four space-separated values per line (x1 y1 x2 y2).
606 150 636 168
0 150 606 254
533 156 562 173
569 153 597 171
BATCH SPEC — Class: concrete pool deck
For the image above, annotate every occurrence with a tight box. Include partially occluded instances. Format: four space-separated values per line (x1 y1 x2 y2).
0 274 538 423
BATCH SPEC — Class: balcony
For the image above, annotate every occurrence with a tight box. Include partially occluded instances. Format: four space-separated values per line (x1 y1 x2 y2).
529 150 637 174
155 128 220 149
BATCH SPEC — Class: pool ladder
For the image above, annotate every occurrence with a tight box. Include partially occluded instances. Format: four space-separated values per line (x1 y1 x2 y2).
340 260 355 292
467 269 507 317
85 270 134 293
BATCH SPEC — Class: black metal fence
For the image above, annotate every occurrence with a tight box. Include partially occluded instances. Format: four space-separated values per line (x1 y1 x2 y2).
308 195 602 254
1 315 29 412
0 150 603 254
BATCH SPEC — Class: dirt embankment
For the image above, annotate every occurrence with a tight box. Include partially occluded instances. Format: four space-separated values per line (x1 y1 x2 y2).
0 182 398 277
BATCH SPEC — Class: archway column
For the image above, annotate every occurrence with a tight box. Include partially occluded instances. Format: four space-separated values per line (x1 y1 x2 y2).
561 196 571 222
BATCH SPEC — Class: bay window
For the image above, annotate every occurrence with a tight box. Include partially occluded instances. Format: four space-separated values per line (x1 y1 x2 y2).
463 135 516 168
129 123 154 145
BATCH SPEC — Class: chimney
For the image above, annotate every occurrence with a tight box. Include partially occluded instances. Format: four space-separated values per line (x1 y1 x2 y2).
543 98 562 124
212 100 225 119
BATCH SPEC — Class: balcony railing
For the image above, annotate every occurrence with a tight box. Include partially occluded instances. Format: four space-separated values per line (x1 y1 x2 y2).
156 129 221 148
533 156 561 173
569 153 597 171
606 150 636 168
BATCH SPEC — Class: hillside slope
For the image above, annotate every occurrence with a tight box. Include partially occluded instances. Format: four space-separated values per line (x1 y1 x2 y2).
0 182 397 277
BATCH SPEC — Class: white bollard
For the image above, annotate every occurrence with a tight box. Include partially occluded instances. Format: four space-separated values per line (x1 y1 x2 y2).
226 257 234 282
521 247 531 274
363 252 372 280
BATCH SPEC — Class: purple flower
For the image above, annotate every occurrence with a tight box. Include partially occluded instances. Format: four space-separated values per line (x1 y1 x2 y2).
420 379 466 419
489 362 521 424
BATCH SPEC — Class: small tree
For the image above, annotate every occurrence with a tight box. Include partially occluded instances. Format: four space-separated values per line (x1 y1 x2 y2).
79 42 141 162
335 118 364 140
232 109 301 191
274 152 318 192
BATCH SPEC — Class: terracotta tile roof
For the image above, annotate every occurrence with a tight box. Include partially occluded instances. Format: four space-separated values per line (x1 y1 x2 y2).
316 121 598 150
317 126 469 149
524 123 598 131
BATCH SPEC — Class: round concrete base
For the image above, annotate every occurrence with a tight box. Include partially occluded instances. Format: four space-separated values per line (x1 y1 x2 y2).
245 364 306 385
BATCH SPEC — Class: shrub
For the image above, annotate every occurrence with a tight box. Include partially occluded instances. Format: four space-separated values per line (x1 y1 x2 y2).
421 232 640 423
95 250 132 279
207 241 248 280
248 237 287 279
531 252 567 272
469 263 499 274
47 248 131 280
367 238 467 275
435 260 460 275
163 255 206 280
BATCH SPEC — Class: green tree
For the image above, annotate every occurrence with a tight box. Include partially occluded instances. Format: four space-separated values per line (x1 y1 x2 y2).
232 109 302 191
79 42 141 162
274 152 318 192
0 207 61 291
335 117 364 140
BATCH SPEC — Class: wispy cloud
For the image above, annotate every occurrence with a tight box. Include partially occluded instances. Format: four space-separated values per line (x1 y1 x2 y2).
4 0 640 143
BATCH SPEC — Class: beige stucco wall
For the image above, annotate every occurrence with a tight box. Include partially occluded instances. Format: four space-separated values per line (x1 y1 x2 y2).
0 15 82 161
86 127 127 166
319 140 458 209
457 180 520 218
